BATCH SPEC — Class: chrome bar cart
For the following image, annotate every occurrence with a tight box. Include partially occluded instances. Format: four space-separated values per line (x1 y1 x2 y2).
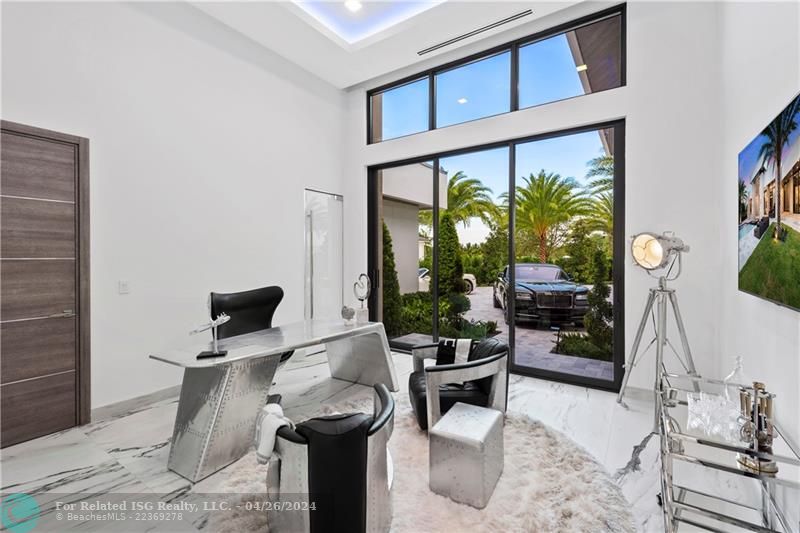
658 373 800 532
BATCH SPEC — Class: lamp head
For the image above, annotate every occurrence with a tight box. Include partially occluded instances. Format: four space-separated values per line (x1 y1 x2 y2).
631 232 689 271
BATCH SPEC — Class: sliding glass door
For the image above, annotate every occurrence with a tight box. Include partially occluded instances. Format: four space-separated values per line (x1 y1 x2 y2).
510 127 622 387
368 121 624 391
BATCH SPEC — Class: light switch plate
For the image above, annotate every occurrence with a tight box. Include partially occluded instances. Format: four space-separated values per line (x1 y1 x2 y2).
118 280 130 294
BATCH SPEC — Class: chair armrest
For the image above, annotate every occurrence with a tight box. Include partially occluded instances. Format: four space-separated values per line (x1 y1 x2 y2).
425 351 508 429
411 343 439 372
276 425 307 444
368 383 395 436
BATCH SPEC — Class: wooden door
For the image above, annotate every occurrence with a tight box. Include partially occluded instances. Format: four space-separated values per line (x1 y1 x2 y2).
1 121 90 447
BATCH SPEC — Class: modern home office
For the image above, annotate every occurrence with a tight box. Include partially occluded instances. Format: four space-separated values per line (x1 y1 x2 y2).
1 1 798 532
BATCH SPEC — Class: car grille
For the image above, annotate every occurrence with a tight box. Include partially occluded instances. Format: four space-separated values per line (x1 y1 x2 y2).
536 292 573 309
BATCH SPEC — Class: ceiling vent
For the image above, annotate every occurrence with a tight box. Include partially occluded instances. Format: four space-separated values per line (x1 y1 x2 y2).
417 9 533 56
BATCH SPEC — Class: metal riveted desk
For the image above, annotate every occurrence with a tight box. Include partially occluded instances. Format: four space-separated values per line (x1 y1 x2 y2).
150 319 399 482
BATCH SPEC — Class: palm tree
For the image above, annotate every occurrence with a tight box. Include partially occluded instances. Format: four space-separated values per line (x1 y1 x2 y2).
586 154 614 194
419 171 498 228
514 170 591 262
738 180 748 222
758 95 800 240
585 192 614 241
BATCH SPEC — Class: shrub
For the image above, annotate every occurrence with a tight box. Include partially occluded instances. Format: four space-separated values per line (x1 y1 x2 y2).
555 332 611 361
396 291 494 340
438 213 464 295
552 249 613 360
382 222 403 337
556 219 611 284
445 292 470 317
584 248 613 351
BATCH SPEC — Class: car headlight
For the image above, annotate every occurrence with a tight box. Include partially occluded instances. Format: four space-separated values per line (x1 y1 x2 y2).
515 292 532 300
575 294 588 302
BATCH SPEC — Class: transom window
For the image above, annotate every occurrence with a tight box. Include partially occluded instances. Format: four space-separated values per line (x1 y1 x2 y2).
368 6 625 144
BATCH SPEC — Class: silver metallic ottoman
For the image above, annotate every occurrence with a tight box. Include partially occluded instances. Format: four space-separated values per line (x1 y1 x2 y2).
428 402 504 509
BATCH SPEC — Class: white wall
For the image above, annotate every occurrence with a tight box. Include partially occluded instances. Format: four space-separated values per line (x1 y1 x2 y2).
343 2 724 392
718 2 800 444
1 2 345 408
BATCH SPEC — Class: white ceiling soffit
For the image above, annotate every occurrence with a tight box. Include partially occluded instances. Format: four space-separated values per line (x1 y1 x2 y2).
192 2 579 90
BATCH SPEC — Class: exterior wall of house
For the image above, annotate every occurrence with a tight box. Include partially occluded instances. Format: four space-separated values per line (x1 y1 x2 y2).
381 163 448 209
383 198 421 294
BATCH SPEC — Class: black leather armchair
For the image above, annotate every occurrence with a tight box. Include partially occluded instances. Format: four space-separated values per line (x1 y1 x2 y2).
210 286 294 364
266 384 395 533
408 338 509 430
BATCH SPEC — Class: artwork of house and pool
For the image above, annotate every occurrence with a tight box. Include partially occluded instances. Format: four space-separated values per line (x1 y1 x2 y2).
738 92 800 311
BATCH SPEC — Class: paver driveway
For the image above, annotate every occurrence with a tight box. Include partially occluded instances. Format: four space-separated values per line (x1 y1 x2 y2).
465 286 614 381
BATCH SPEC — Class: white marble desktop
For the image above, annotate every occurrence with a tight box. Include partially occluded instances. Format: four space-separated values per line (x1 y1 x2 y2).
2 350 672 532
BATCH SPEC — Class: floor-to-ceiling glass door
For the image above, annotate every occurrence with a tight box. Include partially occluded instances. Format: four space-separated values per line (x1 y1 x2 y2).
510 125 624 389
368 121 624 391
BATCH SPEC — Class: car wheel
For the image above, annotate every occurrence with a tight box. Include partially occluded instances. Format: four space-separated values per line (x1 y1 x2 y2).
503 299 511 325
464 279 474 294
493 289 501 308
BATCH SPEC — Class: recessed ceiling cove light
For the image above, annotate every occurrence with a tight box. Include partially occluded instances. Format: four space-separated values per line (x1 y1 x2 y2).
344 0 363 13
457 97 468 104
576 64 588 72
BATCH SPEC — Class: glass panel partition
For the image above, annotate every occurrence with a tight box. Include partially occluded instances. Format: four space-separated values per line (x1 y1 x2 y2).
378 161 437 344
439 147 509 341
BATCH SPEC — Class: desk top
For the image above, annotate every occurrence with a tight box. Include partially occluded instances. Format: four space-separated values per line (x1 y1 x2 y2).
149 319 385 369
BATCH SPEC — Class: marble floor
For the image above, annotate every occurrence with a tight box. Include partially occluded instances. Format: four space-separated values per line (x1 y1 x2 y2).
1 350 665 532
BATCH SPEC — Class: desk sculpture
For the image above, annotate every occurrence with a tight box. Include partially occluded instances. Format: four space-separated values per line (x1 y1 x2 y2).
192 313 231 359
354 273 371 324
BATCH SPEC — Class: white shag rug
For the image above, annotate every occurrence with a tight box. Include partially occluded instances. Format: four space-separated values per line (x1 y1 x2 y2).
206 396 635 533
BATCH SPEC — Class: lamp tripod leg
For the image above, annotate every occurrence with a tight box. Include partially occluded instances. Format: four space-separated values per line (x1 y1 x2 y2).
654 291 669 431
618 289 657 405
667 291 700 392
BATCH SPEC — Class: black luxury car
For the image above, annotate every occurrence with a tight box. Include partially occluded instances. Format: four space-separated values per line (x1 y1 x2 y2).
492 263 589 326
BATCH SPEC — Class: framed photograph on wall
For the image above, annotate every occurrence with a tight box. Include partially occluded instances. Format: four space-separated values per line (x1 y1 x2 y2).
737 92 800 311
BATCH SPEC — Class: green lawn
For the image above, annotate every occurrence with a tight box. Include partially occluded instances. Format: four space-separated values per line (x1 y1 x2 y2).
739 223 800 309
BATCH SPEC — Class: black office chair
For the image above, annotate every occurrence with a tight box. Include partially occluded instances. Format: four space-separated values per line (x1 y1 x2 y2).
408 337 508 430
209 286 294 364
267 383 395 533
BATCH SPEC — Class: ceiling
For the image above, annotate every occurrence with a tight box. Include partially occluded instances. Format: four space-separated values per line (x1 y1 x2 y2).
192 1 580 89
291 1 445 46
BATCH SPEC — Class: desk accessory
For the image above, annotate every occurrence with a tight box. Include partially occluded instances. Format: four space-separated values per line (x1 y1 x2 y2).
191 313 231 359
354 273 371 324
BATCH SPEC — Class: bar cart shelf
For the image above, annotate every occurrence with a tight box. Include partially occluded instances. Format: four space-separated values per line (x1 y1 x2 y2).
659 373 800 532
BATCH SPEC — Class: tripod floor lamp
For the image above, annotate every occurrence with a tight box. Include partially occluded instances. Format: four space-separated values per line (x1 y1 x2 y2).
617 232 699 429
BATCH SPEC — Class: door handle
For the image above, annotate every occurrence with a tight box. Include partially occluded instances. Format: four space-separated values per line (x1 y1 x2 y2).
49 310 76 318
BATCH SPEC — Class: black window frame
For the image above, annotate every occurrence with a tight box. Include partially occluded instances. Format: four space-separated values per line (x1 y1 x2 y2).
367 119 626 393
367 4 626 145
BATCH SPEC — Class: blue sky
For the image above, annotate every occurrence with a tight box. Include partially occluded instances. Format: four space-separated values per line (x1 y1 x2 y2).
379 33 588 141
